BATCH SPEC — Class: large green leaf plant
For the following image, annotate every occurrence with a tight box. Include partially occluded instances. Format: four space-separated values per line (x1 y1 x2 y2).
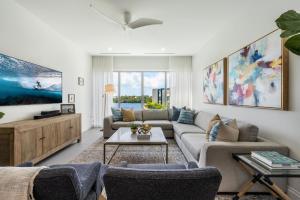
0 112 4 119
276 10 300 55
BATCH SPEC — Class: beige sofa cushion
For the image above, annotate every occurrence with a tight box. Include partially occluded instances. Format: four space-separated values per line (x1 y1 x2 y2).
237 121 259 142
134 110 143 121
194 111 215 130
142 110 169 120
172 121 205 138
143 120 173 130
181 134 207 160
111 121 143 130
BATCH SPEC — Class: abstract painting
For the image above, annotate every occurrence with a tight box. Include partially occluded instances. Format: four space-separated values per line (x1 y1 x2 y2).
228 30 288 110
203 58 227 105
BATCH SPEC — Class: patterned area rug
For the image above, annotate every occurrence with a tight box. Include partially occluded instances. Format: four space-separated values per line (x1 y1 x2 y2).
71 136 274 200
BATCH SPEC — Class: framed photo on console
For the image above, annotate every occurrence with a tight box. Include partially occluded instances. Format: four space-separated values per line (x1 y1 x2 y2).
203 58 227 105
61 104 76 114
227 30 289 110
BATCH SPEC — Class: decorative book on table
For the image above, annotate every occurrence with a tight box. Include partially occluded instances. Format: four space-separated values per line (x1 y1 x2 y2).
251 151 300 168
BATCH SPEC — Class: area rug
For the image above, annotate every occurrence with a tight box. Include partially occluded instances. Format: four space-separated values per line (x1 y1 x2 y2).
71 136 275 200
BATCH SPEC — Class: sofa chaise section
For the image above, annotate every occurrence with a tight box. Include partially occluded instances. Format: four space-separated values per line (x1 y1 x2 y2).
174 110 289 193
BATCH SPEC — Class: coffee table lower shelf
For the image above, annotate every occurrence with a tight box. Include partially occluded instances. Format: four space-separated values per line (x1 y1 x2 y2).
103 143 168 164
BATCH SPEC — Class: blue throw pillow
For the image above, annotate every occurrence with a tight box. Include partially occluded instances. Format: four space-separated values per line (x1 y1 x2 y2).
172 106 186 121
111 107 123 122
209 121 222 141
177 109 194 124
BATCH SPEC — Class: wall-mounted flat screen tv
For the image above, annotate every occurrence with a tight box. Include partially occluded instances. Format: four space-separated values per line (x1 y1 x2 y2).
0 53 62 106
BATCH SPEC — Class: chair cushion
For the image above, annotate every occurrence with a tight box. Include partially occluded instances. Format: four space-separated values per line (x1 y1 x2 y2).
181 134 207 160
177 109 195 124
143 120 173 130
142 110 169 120
121 162 188 170
121 108 136 122
111 121 143 130
172 121 205 138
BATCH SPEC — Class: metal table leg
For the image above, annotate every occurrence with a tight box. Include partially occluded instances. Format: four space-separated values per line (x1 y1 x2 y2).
166 144 168 163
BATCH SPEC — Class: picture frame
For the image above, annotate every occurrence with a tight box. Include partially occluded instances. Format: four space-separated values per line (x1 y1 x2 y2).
203 58 227 105
61 104 76 114
227 30 289 110
78 77 84 86
68 94 75 103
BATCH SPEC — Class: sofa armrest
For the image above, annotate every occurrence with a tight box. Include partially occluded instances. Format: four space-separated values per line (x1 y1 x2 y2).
104 116 113 129
198 140 289 192
199 140 289 166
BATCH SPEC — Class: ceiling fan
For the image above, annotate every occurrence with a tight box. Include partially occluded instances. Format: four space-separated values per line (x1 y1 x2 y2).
90 3 163 30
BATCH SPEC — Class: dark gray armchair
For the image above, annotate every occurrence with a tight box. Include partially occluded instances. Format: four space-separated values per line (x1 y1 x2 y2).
103 162 222 200
18 162 102 200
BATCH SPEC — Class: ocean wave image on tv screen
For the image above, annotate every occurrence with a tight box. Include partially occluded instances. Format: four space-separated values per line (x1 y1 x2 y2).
0 53 62 106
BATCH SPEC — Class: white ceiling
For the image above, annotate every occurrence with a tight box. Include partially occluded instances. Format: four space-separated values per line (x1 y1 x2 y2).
14 0 286 55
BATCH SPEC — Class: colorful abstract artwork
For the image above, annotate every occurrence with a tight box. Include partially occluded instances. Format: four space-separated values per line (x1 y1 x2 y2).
203 59 226 104
228 30 288 109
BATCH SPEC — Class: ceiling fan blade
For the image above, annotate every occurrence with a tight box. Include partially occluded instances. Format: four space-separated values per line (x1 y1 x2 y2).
128 18 163 29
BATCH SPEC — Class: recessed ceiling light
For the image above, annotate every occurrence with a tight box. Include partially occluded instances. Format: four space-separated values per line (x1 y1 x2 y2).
108 47 113 51
161 48 166 52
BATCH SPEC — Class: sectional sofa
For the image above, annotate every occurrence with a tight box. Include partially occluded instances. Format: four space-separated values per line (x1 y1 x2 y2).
103 109 289 192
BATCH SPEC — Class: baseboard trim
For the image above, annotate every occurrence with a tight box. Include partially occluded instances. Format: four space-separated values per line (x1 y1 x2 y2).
288 186 300 200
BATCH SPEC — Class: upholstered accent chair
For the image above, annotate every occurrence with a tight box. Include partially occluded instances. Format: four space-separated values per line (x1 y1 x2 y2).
103 162 222 200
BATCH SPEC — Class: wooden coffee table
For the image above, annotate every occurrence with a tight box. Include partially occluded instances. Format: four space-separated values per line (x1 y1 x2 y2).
103 127 168 164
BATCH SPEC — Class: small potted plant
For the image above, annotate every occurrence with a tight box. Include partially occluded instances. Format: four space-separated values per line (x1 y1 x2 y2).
130 124 138 134
0 112 4 119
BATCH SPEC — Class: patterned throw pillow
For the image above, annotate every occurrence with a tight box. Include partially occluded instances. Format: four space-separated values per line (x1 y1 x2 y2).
121 108 136 122
172 106 186 121
111 108 123 122
177 109 195 124
209 119 239 142
206 114 221 140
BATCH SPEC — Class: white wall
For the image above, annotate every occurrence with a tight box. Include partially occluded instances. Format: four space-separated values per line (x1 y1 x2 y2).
0 0 92 131
192 2 300 198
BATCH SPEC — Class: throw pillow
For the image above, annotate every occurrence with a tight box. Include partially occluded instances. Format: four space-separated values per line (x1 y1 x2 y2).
121 108 136 122
206 114 221 140
177 109 195 124
172 106 186 121
209 119 239 142
111 108 123 122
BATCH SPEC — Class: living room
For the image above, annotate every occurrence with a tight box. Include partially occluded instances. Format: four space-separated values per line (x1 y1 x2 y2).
0 0 300 200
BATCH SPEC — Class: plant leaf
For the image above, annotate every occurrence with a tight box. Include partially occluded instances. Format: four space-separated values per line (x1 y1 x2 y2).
276 10 300 32
0 112 4 119
280 30 299 38
285 34 300 55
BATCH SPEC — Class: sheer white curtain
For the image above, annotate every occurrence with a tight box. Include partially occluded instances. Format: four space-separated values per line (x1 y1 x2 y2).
169 56 192 108
92 56 114 127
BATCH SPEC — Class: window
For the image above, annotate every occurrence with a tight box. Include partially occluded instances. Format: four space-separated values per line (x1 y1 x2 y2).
113 71 169 110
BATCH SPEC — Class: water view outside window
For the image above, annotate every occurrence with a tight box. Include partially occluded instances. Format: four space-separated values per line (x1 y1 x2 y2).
113 71 169 110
